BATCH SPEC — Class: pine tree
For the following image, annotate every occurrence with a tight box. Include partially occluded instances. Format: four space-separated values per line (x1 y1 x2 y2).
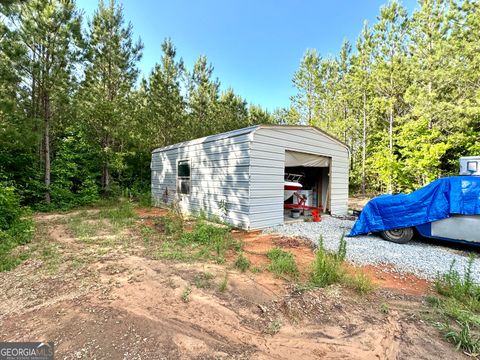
371 0 409 192
187 55 220 138
2 0 83 203
145 38 186 146
351 21 374 195
217 88 248 132
291 49 321 125
79 0 143 194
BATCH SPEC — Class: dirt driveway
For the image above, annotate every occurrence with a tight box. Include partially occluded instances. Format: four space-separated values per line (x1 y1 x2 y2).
0 206 466 359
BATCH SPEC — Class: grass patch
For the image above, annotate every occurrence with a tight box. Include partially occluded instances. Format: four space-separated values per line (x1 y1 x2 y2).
218 272 228 292
0 217 34 272
309 234 374 295
427 255 480 356
98 201 137 230
39 241 62 273
379 303 390 314
310 237 344 287
264 319 282 335
193 271 214 289
67 201 137 245
266 247 299 279
234 252 250 272
157 207 184 238
154 212 240 264
346 271 375 295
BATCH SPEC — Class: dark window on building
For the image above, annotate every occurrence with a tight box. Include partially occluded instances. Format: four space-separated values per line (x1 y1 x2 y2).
177 160 191 195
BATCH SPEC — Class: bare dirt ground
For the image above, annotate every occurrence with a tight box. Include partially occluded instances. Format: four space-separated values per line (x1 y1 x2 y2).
0 207 466 359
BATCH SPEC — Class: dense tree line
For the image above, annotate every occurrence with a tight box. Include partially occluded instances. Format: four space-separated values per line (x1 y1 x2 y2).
285 0 480 194
1 0 479 211
0 0 273 209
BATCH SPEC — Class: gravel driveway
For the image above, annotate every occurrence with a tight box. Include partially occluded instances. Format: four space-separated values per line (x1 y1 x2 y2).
264 216 480 282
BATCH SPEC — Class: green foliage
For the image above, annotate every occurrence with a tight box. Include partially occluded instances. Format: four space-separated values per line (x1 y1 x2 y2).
218 272 228 292
234 252 250 272
429 255 480 355
180 221 238 263
379 303 390 314
309 235 373 294
181 286 191 303
158 206 184 238
266 247 299 279
193 271 214 289
0 183 23 230
154 210 239 264
443 321 480 355
99 201 137 229
435 256 480 311
0 184 34 271
310 236 344 287
288 0 480 193
49 130 100 210
345 272 375 295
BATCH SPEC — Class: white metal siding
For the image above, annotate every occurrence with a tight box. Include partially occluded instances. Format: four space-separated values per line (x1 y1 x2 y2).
248 127 349 229
151 132 252 228
151 125 349 230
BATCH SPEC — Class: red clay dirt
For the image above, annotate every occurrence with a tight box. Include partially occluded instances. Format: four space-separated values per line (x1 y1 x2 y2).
0 208 465 359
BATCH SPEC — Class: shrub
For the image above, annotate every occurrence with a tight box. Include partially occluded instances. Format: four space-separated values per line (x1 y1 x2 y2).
0 184 23 231
266 247 299 279
0 183 34 271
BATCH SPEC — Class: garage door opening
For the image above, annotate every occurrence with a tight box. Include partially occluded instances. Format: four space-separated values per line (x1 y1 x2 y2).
284 150 330 222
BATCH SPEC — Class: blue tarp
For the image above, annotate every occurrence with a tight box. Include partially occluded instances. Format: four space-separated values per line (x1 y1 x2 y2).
349 176 480 236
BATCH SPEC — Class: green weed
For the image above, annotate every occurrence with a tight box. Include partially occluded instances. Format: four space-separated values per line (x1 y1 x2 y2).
218 272 228 292
264 319 282 335
309 235 373 295
193 271 214 289
310 236 344 287
429 255 480 355
346 271 375 295
443 321 480 356
266 247 299 279
99 201 137 230
380 303 390 314
182 286 192 303
234 252 250 272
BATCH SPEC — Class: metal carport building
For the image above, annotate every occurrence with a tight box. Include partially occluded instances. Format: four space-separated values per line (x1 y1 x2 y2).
151 125 349 229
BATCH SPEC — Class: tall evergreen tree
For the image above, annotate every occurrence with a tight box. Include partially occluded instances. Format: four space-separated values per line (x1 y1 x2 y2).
2 0 83 203
145 38 186 147
79 0 143 193
371 0 409 192
351 21 374 195
291 49 321 125
187 55 220 138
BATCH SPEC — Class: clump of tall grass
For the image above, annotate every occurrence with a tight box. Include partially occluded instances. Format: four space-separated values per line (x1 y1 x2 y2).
309 233 374 295
266 247 299 279
430 254 480 356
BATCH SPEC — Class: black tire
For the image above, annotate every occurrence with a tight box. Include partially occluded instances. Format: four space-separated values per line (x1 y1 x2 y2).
380 227 414 244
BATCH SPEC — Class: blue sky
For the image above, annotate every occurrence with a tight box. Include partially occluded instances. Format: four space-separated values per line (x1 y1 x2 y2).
76 0 418 111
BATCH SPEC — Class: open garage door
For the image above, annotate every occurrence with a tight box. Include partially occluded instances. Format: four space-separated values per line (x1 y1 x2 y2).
284 150 331 214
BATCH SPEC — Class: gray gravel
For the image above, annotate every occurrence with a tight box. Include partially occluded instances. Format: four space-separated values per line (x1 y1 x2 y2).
264 216 480 281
